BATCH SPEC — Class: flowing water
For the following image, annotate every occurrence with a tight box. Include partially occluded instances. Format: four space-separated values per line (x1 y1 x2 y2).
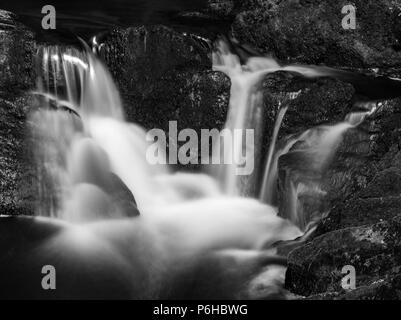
29 42 307 299
212 40 373 218
27 38 380 298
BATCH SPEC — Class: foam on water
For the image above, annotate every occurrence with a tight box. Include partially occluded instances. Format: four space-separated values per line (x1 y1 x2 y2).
29 43 308 298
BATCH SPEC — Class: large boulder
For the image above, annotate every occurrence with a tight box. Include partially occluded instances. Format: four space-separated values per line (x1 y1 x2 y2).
232 0 401 75
97 25 231 169
285 216 401 298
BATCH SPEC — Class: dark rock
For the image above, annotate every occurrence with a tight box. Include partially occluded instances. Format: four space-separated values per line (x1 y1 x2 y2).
232 0 401 75
178 0 277 21
332 196 401 230
258 71 355 215
0 10 36 96
306 274 401 299
0 11 36 215
105 173 140 217
206 0 236 19
262 72 355 138
315 98 401 234
98 25 230 169
273 95 401 231
286 216 401 297
0 95 36 215
359 167 401 199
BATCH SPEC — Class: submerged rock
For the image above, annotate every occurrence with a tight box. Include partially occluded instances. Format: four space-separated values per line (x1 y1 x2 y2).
231 0 401 75
286 216 401 298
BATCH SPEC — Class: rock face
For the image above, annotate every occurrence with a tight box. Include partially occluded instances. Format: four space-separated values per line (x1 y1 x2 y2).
262 72 355 138
316 98 401 233
286 216 401 299
256 71 355 205
231 0 401 75
98 25 230 169
283 95 401 298
0 11 36 94
0 10 36 215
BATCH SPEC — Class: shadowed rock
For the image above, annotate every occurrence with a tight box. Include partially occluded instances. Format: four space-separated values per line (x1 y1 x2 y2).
286 215 401 298
0 10 36 95
315 98 401 234
97 25 230 170
0 10 36 214
231 0 401 76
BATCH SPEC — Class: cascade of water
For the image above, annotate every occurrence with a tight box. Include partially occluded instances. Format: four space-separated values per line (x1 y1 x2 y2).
266 107 374 230
29 39 382 297
211 41 269 195
211 40 346 197
260 130 310 206
32 45 171 219
259 91 302 204
31 43 303 284
259 105 289 203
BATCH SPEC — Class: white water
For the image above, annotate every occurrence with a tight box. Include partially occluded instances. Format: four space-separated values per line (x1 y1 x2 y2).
212 41 267 195
210 41 378 231
30 39 378 297
263 109 374 230
211 40 349 199
30 44 305 299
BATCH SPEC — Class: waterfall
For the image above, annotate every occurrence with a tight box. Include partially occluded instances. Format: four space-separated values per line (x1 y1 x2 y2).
211 40 350 198
32 45 175 218
29 44 305 298
27 38 380 297
211 41 269 195
211 40 377 230
263 109 374 230
259 105 288 202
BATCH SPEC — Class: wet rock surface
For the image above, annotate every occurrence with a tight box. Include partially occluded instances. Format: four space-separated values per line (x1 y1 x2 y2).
0 10 36 215
0 10 36 94
262 72 355 138
0 95 34 215
286 216 401 299
186 0 401 77
230 0 401 75
284 96 401 298
98 25 230 169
